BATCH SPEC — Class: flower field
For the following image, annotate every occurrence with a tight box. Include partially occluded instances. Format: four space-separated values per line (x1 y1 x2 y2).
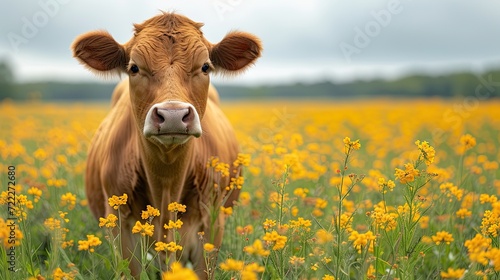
0 99 499 279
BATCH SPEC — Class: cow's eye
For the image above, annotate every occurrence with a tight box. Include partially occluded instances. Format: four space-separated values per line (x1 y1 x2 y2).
129 64 139 74
201 63 210 73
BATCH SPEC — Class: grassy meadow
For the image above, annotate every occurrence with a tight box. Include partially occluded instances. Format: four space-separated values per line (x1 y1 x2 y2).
0 99 499 279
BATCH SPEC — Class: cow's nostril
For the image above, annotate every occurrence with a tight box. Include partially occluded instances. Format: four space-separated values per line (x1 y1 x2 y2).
153 107 165 124
182 107 191 123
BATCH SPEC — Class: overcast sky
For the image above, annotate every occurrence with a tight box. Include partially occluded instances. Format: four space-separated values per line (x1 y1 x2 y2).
1 0 500 85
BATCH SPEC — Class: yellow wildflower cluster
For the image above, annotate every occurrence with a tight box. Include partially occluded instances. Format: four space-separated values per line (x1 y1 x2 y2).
141 205 160 220
370 202 398 231
348 230 376 253
464 233 492 265
262 230 287 250
244 239 270 257
289 255 305 266
77 234 102 252
377 177 395 193
98 213 118 228
315 229 334 244
439 182 464 201
289 217 312 232
220 259 264 280
27 187 42 203
394 163 420 184
233 153 251 167
481 206 500 237
155 241 183 253
480 194 498 204
456 133 476 155
440 268 465 279
432 231 454 245
164 219 183 230
108 193 128 210
415 140 436 165
343 137 361 152
53 267 76 280
168 202 187 213
162 262 198 280
60 192 77 210
132 221 154 237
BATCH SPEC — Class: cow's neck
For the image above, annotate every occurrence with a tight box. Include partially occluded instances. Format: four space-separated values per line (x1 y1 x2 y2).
140 139 196 209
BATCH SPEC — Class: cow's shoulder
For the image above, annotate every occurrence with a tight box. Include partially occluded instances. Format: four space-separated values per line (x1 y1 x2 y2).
86 82 146 216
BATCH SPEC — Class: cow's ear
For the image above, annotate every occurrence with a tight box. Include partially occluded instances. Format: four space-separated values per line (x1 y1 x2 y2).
210 31 262 74
72 30 127 75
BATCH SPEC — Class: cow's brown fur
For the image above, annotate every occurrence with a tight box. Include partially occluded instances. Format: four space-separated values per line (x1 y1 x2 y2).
72 12 261 278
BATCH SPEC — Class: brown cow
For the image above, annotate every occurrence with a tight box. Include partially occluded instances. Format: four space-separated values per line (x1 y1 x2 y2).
71 12 261 278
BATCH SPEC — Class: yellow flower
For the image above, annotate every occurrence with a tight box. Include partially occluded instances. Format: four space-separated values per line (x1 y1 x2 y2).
460 134 476 150
262 231 287 250
432 231 454 245
27 187 42 203
60 192 77 210
164 241 183 252
220 206 233 216
464 233 491 265
343 137 361 152
370 203 398 231
456 208 472 219
239 192 251 206
293 187 309 199
141 205 160 220
44 218 61 230
243 239 270 257
348 230 376 253
132 221 154 237
236 225 254 235
322 275 335 280
377 177 395 193
289 256 305 266
203 243 215 252
162 262 198 280
316 229 334 244
215 162 230 177
439 183 464 201
77 234 101 252
310 262 319 271
290 217 312 232
168 202 187 213
480 194 498 204
164 219 183 230
33 148 47 160
415 140 436 165
440 268 465 279
233 153 251 167
241 263 265 280
53 267 74 280
394 163 420 184
229 176 245 190
108 193 128 210
99 214 118 228
220 258 244 271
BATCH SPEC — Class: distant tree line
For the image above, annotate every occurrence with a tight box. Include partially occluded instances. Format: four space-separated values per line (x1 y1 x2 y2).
1 60 500 101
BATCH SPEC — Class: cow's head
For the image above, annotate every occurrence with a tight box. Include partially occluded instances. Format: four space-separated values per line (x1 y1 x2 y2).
72 12 261 147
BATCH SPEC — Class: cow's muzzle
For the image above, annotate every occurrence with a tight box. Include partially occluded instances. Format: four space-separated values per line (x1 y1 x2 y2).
143 101 202 145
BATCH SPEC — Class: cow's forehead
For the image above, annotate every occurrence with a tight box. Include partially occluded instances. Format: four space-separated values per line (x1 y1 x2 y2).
128 13 209 72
